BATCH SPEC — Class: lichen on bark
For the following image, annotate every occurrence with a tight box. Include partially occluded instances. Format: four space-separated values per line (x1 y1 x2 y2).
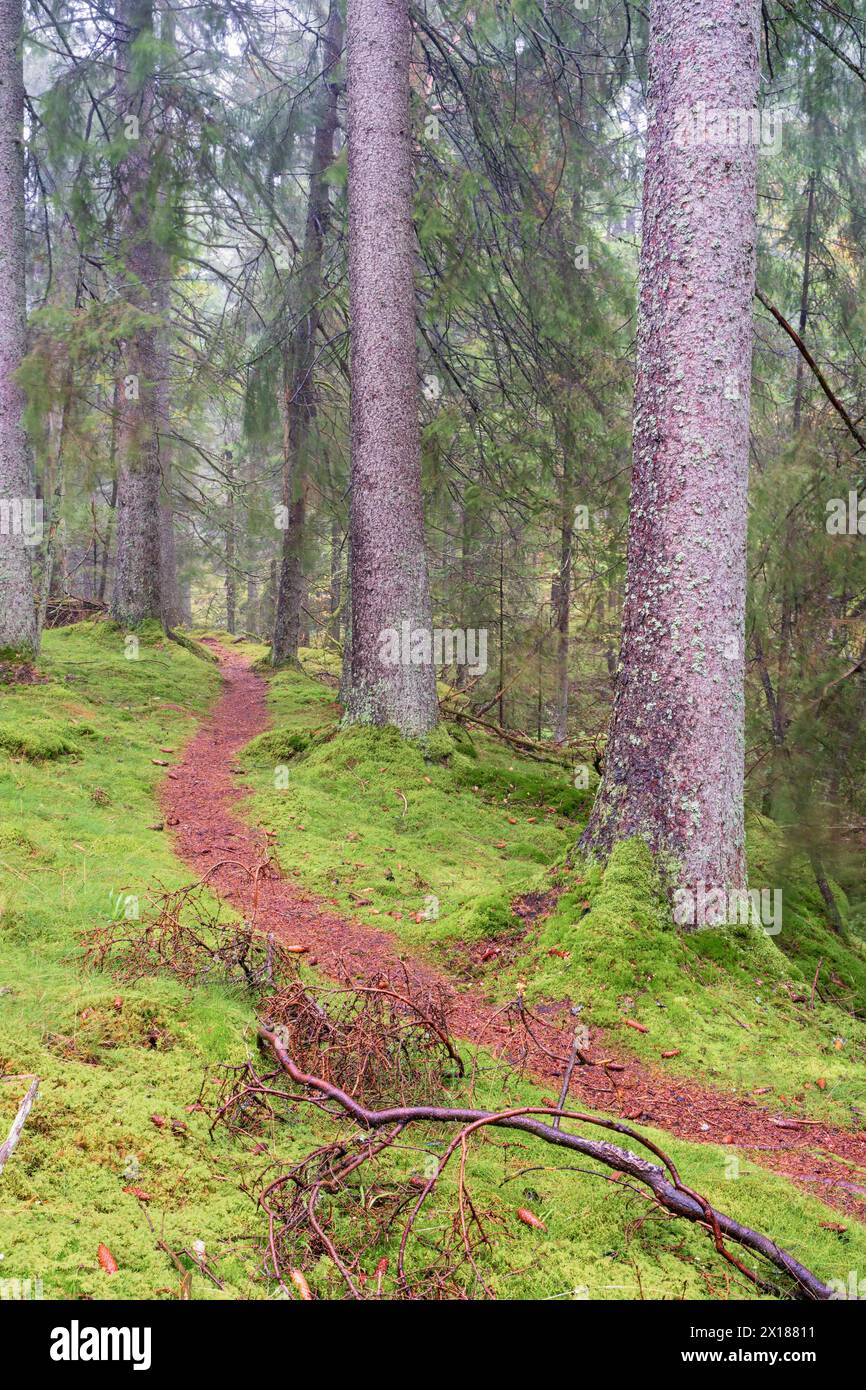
342 0 439 737
580 0 761 904
0 0 38 658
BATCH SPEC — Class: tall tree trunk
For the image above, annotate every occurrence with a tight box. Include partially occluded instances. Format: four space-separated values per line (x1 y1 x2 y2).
110 0 163 628
271 3 343 666
155 1 180 627
0 0 38 657
156 264 182 627
580 0 760 902
343 0 438 735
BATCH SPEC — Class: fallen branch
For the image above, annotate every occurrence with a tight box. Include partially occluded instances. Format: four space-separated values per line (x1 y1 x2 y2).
259 1027 832 1301
0 1078 39 1177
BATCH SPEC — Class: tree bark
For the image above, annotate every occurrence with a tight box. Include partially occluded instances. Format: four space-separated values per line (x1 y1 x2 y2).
552 436 574 746
581 0 760 901
327 514 342 644
0 0 38 657
245 449 260 633
271 4 343 666
155 264 182 627
110 0 163 628
343 0 438 735
792 172 815 435
224 449 236 634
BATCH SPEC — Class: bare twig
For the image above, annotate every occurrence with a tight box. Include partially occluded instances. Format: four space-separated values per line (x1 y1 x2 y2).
0 1079 39 1177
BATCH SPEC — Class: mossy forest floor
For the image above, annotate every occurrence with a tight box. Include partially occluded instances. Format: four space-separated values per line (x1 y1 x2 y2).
1 623 866 1300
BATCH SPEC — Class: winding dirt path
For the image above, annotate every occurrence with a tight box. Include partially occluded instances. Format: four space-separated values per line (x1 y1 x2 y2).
162 643 866 1219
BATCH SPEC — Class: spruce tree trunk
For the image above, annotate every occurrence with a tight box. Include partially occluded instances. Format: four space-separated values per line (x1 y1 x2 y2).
580 0 760 900
271 4 343 666
0 0 38 658
155 1 180 628
224 449 237 634
110 0 163 628
155 265 182 627
327 515 342 644
552 438 574 746
245 450 260 634
344 0 438 734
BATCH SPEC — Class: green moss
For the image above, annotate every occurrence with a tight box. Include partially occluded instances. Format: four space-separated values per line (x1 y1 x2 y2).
0 720 81 761
242 728 311 763
504 840 866 1124
242 665 577 949
0 624 273 1299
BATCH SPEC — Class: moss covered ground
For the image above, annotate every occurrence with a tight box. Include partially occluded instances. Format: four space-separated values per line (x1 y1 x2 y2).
1 626 865 1300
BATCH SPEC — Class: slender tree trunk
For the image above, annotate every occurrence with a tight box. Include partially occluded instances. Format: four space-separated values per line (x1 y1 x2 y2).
0 0 38 657
327 514 342 644
110 0 163 627
272 4 343 666
224 450 236 635
343 0 438 735
178 571 192 625
498 537 505 727
792 172 815 434
581 0 761 902
552 442 574 745
339 535 352 704
245 450 259 633
97 386 121 604
35 392 70 637
455 499 475 689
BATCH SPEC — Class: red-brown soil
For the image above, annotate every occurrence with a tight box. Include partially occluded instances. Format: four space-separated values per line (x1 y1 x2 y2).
162 642 866 1219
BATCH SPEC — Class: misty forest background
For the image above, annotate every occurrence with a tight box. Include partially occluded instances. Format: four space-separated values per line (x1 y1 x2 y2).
7 0 866 917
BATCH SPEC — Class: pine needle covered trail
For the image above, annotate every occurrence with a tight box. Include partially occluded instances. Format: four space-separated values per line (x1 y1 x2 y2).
162 643 866 1220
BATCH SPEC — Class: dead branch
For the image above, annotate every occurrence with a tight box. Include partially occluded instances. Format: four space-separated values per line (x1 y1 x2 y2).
756 288 866 453
82 880 295 993
258 1027 832 1301
0 1078 39 1177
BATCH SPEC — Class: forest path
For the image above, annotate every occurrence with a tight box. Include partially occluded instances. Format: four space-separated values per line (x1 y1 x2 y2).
161 642 866 1220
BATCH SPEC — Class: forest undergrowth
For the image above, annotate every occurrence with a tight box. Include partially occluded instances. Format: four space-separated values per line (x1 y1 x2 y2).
3 624 865 1300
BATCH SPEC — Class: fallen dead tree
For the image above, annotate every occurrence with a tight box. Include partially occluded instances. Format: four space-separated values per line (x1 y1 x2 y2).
253 1025 833 1302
